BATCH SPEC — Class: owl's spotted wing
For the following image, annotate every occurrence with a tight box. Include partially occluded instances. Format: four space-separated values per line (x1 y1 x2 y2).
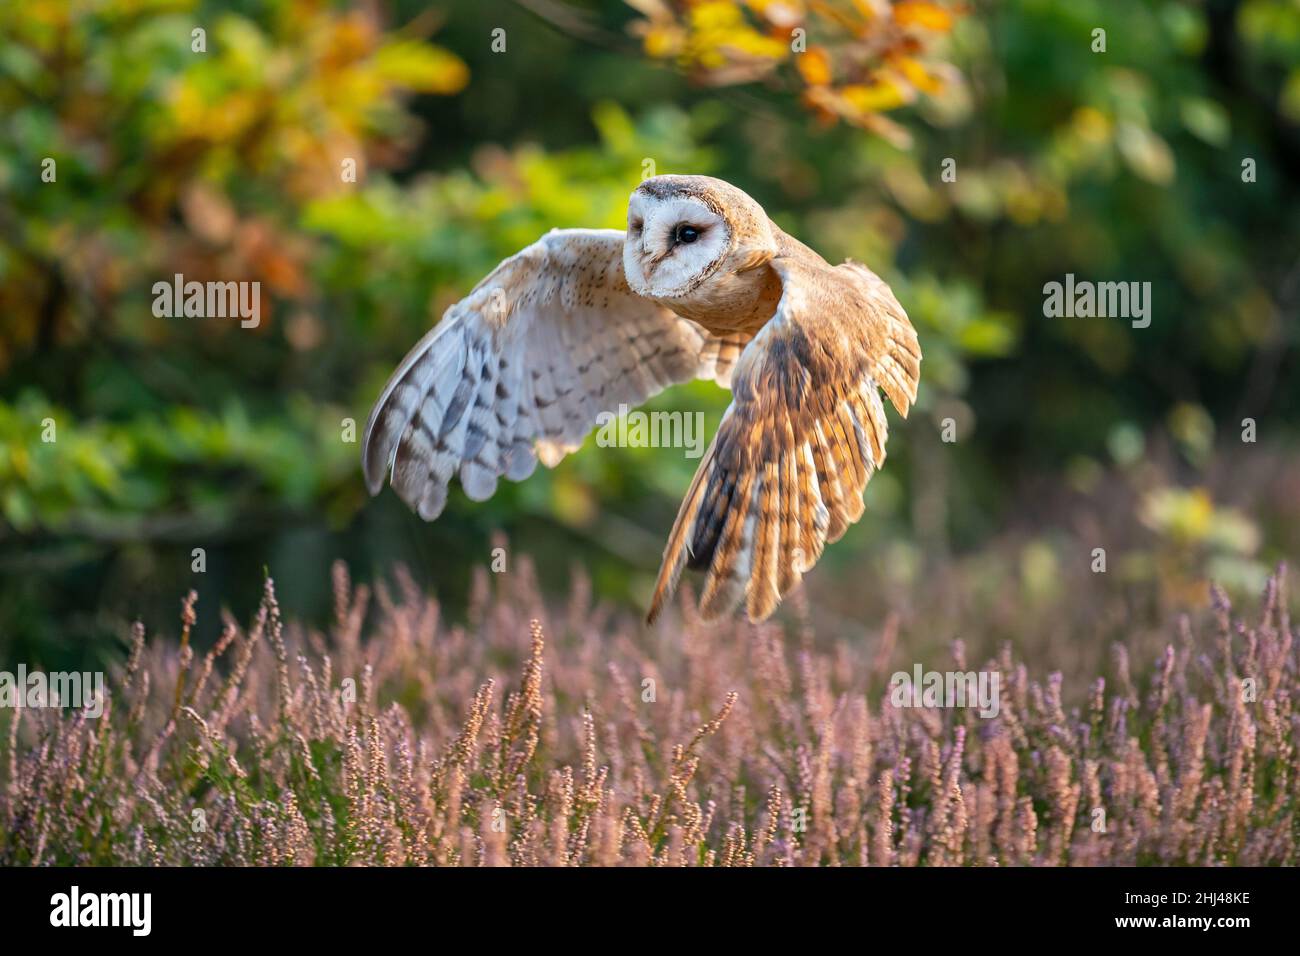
363 229 744 520
647 248 921 624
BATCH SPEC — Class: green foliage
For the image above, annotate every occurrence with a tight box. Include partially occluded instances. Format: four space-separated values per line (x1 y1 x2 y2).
0 389 355 535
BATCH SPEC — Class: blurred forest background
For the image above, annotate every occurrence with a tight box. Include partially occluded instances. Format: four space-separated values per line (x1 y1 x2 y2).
1 0 1298 674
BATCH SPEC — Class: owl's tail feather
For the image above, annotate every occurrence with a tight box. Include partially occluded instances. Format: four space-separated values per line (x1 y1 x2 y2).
645 375 882 626
646 434 720 625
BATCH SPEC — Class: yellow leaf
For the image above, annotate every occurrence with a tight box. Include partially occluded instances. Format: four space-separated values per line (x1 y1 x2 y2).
372 41 468 95
723 27 792 60
893 55 944 94
643 25 684 58
1072 106 1112 144
689 1 746 31
840 78 907 112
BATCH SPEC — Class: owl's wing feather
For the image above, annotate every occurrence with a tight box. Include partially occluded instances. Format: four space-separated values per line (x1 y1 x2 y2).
363 228 743 519
647 247 920 623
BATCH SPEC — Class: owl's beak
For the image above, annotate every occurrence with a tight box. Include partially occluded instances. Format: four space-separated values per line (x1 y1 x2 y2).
643 244 672 276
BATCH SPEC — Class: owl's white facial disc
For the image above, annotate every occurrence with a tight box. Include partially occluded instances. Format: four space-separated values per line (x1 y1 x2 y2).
623 192 731 299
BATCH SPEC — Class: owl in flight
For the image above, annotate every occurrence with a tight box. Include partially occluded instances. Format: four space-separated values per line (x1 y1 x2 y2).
362 175 920 623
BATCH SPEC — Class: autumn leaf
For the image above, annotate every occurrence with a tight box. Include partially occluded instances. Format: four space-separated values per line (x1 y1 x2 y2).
796 46 834 86
626 0 964 139
893 1 955 32
841 77 909 112
372 41 469 94
892 55 946 95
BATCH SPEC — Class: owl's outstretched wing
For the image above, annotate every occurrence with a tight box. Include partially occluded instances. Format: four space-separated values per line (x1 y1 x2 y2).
363 228 746 520
647 245 921 624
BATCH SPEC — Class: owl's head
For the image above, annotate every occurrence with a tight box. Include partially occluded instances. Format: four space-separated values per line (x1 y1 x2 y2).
623 175 774 300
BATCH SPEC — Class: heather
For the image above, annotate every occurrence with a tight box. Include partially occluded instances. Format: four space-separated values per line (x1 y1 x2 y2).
2 559 1295 867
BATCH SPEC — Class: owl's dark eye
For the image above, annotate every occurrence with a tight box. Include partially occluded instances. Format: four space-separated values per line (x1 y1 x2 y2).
675 224 700 244
630 218 644 233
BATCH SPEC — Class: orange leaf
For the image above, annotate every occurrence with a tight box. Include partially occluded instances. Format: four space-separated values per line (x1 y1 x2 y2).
796 46 833 86
893 1 953 31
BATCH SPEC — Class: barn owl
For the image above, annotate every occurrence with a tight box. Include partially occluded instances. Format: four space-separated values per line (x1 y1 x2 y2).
362 175 921 623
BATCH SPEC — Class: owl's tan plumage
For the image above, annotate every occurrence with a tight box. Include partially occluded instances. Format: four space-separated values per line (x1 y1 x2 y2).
363 175 920 623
